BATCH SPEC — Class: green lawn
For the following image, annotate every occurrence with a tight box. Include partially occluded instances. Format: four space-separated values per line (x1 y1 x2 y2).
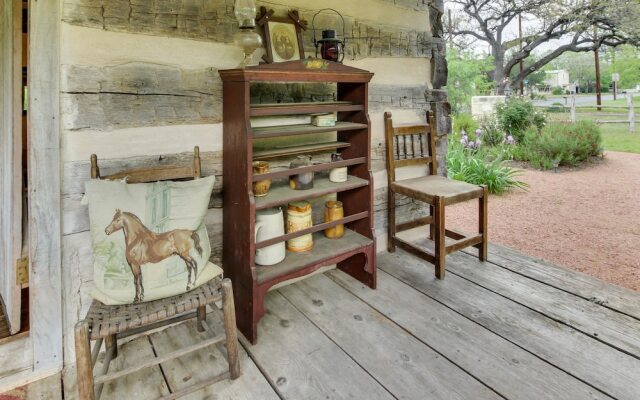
547 112 640 153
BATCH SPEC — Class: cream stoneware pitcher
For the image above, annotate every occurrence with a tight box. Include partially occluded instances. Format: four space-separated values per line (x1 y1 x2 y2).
255 207 286 266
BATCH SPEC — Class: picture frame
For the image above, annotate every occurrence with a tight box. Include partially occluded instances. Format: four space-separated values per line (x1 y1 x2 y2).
257 8 307 64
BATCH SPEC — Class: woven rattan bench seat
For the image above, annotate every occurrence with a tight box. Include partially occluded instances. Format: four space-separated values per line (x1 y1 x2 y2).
86 277 223 340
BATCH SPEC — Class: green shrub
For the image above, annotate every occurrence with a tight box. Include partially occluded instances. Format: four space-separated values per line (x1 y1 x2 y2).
447 139 529 194
552 87 564 95
522 121 602 169
453 113 478 134
478 117 504 147
547 102 566 113
495 98 545 142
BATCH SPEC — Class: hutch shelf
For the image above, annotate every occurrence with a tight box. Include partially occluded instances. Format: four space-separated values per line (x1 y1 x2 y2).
219 60 377 344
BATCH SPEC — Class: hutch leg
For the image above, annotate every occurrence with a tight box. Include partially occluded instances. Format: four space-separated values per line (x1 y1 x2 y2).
74 322 96 400
434 196 446 279
477 186 488 262
197 305 207 333
105 334 117 359
234 282 263 345
221 279 241 379
387 189 396 252
338 250 376 289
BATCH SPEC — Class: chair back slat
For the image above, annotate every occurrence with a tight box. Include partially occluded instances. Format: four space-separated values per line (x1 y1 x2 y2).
384 112 438 185
90 146 202 183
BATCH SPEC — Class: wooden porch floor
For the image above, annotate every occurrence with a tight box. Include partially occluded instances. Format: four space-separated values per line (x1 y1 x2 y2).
61 243 640 400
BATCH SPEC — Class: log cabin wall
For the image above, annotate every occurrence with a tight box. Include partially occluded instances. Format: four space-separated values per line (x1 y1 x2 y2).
59 0 449 368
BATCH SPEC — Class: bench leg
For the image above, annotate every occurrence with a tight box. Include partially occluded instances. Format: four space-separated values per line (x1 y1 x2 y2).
75 322 95 400
434 196 446 279
197 305 207 333
387 189 396 252
221 279 240 379
478 186 488 262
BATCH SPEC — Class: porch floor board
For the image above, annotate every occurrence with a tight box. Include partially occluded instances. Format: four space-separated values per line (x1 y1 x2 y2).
49 243 640 399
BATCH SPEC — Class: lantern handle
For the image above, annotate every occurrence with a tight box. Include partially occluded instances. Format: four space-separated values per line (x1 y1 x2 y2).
311 8 347 57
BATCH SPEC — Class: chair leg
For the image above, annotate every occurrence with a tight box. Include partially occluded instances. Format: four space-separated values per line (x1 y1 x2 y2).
429 205 436 240
478 185 488 262
434 196 446 279
221 279 240 379
197 305 207 333
105 334 117 359
387 189 396 252
75 322 96 400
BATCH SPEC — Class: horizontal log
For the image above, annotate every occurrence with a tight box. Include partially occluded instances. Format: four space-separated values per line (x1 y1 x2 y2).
62 1 438 60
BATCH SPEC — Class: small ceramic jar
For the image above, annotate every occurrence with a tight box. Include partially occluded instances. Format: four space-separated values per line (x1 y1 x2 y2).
289 155 314 190
286 201 313 252
329 153 348 183
324 200 344 239
252 161 271 197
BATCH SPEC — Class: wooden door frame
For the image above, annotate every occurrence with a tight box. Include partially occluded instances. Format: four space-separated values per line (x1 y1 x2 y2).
0 0 63 390
0 0 23 336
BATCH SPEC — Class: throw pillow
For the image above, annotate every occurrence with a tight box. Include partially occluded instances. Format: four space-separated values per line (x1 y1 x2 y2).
84 175 221 305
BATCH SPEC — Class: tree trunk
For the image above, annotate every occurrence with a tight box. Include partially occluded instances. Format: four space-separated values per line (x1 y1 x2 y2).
492 45 506 95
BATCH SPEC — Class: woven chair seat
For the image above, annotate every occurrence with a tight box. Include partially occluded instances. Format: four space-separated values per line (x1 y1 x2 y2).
86 277 223 340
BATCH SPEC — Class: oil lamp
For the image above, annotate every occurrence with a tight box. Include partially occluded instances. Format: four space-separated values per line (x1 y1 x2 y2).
234 0 262 67
312 9 346 63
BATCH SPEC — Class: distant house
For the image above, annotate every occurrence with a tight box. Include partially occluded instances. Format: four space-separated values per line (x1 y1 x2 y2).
542 70 577 93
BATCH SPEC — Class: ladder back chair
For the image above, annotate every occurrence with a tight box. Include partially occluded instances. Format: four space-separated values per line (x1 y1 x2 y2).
75 146 240 400
384 112 488 279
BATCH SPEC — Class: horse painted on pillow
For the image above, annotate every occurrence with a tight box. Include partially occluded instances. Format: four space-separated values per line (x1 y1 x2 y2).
105 209 203 303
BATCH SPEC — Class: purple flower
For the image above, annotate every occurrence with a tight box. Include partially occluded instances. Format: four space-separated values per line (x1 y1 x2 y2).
475 129 483 137
505 134 516 145
460 136 469 146
467 140 476 149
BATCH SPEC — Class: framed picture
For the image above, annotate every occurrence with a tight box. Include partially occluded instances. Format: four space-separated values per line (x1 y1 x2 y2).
257 8 307 64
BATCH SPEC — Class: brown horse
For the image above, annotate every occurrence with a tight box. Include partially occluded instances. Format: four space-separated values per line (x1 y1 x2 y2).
105 209 203 303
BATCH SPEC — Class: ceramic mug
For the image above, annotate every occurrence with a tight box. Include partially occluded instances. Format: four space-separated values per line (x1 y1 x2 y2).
253 161 271 197
255 207 286 266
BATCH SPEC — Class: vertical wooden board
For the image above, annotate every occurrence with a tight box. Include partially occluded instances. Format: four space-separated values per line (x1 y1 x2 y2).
97 337 170 399
329 269 613 400
0 0 22 336
28 0 63 371
378 251 640 400
278 275 501 400
246 291 393 400
148 318 279 400
476 244 640 321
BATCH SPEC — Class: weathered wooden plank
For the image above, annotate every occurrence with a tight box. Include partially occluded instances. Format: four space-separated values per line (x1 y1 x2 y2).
149 318 279 400
0 0 23 335
243 290 393 399
378 250 640 400
279 274 502 400
445 249 640 358
330 268 616 400
29 0 64 372
61 63 223 131
25 372 62 400
471 244 640 321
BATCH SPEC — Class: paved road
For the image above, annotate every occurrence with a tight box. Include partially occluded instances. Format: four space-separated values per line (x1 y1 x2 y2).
534 94 616 107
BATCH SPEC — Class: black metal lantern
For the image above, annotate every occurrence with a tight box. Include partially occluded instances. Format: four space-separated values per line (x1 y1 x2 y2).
312 9 346 63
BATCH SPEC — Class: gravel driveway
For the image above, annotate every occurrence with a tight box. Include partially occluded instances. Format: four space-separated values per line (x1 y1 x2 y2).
447 151 640 292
